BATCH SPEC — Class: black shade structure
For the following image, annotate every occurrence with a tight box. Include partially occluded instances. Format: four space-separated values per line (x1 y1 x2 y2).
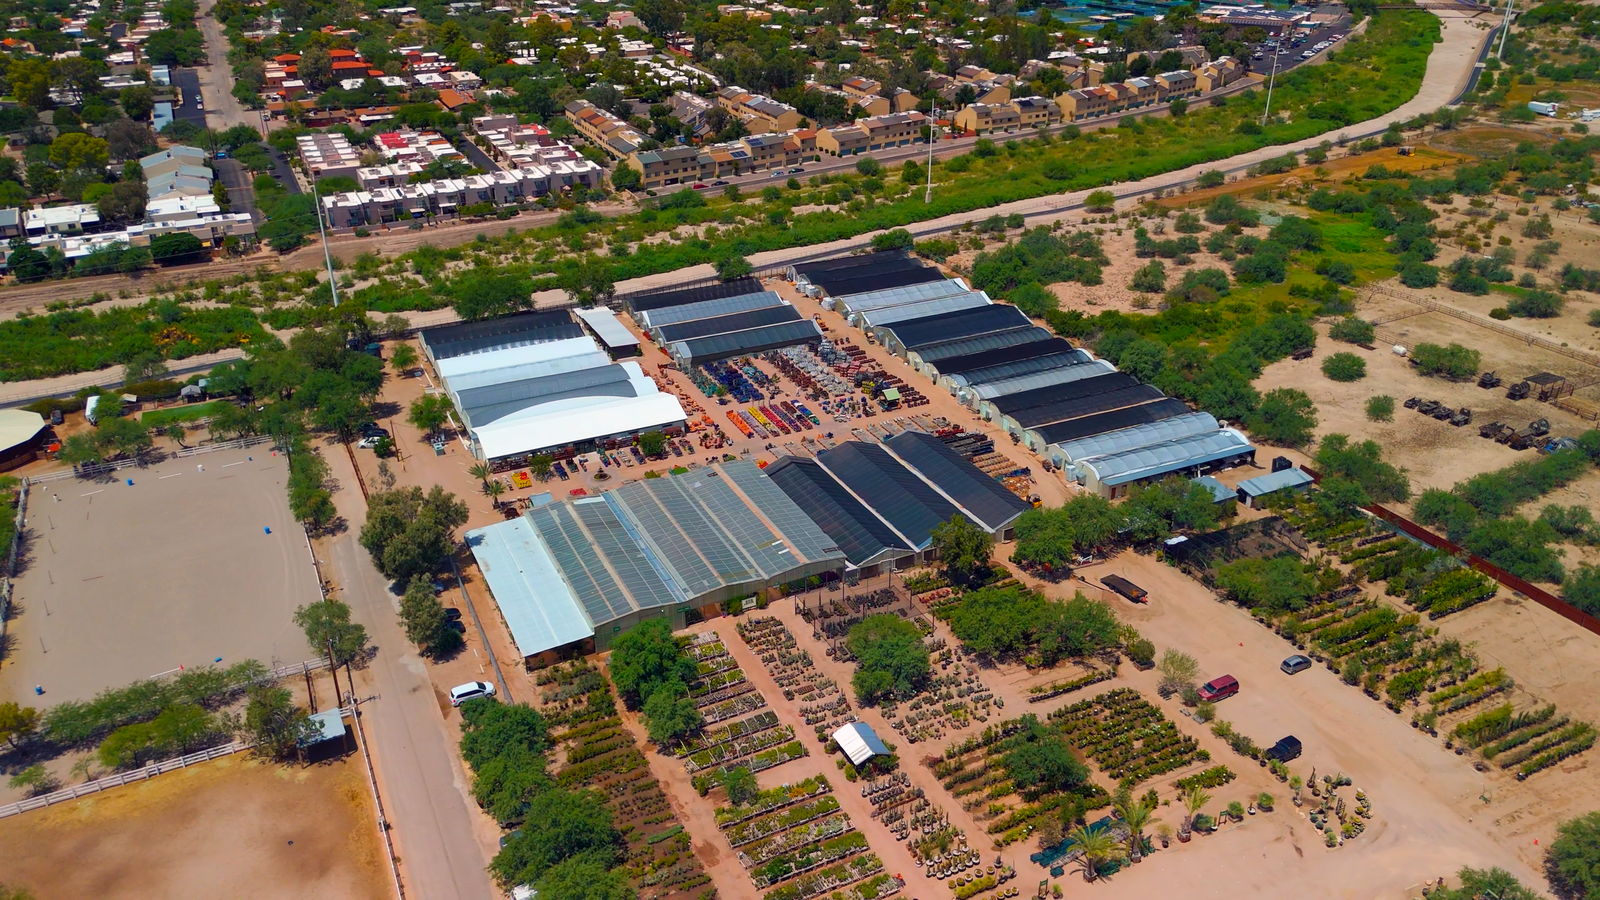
991 373 1139 417
883 304 1033 353
813 266 945 299
930 339 1079 379
765 457 912 569
1031 399 1190 448
815 442 959 550
806 254 926 290
421 311 584 360
622 277 764 313
1011 385 1167 430
883 432 1032 533
655 304 802 343
667 319 823 364
790 250 909 282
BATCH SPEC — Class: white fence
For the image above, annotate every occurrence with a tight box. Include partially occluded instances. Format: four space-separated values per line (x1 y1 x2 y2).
0 479 27 647
24 436 271 485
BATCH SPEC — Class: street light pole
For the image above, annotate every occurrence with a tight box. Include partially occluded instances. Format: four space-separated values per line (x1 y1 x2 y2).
924 105 938 204
1496 0 1515 60
312 179 339 306
1261 27 1286 127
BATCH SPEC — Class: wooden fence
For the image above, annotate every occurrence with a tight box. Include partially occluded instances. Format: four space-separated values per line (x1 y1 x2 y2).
1300 466 1600 640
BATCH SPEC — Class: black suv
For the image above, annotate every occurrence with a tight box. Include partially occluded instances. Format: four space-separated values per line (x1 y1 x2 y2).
1264 736 1302 763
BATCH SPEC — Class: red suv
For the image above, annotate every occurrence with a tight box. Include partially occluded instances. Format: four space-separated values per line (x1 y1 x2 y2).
1198 675 1239 702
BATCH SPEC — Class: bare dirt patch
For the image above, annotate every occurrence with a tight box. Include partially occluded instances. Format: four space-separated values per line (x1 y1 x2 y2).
0 754 389 899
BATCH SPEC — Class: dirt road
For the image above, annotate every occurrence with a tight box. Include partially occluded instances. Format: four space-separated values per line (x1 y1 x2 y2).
320 444 501 899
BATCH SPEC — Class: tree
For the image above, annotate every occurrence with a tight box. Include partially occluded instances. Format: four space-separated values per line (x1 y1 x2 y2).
120 85 156 120
871 228 915 251
150 232 206 263
1314 476 1371 519
931 514 992 587
1315 433 1411 502
1567 565 1600 617
107 118 158 161
400 575 463 656
1328 316 1375 345
637 431 668 457
1067 823 1124 881
722 766 758 805
298 47 334 90
1157 649 1199 695
358 485 470 584
408 394 452 436
292 599 369 666
1181 784 1211 833
1196 170 1225 189
1084 190 1116 212
1129 260 1166 293
1214 555 1318 613
1365 395 1396 422
608 618 696 709
846 614 929 704
240 685 319 760
1244 388 1318 447
49 133 110 171
0 702 40 749
1003 731 1088 798
534 856 634 900
97 180 148 225
389 343 418 373
489 787 622 888
641 678 702 744
715 255 752 280
1116 798 1156 861
1411 342 1480 380
8 764 58 797
609 162 641 191
1321 352 1367 382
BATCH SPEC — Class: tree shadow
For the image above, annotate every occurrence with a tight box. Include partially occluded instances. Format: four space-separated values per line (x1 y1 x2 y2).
10 527 35 577
0 630 15 665
370 400 402 421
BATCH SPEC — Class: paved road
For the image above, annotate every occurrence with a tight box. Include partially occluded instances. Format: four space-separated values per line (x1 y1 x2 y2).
323 446 498 900
195 0 260 134
171 68 208 128
215 157 259 220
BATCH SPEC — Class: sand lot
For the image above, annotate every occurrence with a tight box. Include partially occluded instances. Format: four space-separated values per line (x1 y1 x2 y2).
0 447 321 703
0 754 389 899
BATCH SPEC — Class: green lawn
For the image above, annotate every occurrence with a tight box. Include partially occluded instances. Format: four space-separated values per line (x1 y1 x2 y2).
141 401 224 429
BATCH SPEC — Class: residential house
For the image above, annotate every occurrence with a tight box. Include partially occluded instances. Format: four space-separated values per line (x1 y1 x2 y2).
816 123 869 156
1057 85 1115 121
627 145 708 189
717 86 802 133
564 99 645 158
859 111 925 150
1154 70 1199 101
953 102 1019 135
1010 96 1061 128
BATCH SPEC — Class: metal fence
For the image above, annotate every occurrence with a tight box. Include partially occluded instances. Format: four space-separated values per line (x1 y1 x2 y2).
23 436 271 485
1366 284 1600 371
0 479 28 650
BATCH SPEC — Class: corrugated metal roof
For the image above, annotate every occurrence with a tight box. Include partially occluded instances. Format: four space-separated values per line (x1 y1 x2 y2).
655 304 802 343
857 292 991 328
455 362 641 429
884 304 1032 352
913 327 1049 366
1051 412 1220 465
635 291 781 330
574 307 640 349
816 442 958 550
971 360 1116 402
837 278 971 314
1033 399 1190 446
883 432 1032 532
766 457 910 568
1237 468 1315 496
668 319 822 364
1193 476 1236 503
465 517 596 658
1077 429 1254 488
473 392 687 460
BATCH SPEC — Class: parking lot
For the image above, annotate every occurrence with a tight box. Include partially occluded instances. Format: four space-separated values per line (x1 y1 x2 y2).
0 447 321 703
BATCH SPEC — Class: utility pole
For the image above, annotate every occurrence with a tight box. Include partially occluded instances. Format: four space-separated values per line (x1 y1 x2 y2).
924 105 939 204
1496 0 1515 60
1261 26 1286 127
312 180 338 306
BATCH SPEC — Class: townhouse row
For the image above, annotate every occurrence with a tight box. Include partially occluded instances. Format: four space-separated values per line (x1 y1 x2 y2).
318 163 602 228
624 110 928 189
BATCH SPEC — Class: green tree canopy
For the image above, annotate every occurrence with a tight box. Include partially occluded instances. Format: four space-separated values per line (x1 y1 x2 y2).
931 514 993 587
846 614 930 704
641 678 702 745
489 787 622 888
1214 555 1318 614
292 599 369 666
358 485 470 584
1547 810 1600 900
607 618 696 709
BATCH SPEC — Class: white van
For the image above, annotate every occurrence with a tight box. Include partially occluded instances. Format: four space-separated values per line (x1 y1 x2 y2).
449 681 496 706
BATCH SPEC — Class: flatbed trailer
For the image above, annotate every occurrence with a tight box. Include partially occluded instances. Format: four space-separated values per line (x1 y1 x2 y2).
1103 575 1148 603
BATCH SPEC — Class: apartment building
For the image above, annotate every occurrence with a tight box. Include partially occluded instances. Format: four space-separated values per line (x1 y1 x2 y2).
375 129 464 164
357 161 427 189
840 76 892 116
1116 77 1160 110
564 99 645 158
953 102 1019 135
320 163 601 228
669 91 716 139
1195 57 1247 92
816 123 869 156
716 86 803 133
858 111 926 150
628 144 708 189
297 132 364 178
1011 96 1062 128
1154 70 1199 100
1056 85 1115 121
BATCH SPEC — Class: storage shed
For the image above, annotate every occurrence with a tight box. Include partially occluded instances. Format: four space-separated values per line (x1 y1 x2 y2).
1236 467 1315 507
574 307 641 358
833 722 890 766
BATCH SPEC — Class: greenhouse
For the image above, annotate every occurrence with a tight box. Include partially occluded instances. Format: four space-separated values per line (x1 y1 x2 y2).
1073 429 1255 498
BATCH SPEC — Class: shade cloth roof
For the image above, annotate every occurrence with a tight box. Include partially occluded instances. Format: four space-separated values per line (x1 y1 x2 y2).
837 278 971 314
911 327 1049 366
833 722 890 765
816 442 958 550
420 310 581 359
1015 385 1166 431
857 292 991 328
436 336 605 382
883 304 1032 352
668 319 822 364
971 360 1116 403
883 432 1032 532
994 373 1139 417
635 291 781 330
934 338 1078 380
1076 429 1254 488
765 457 911 568
791 250 909 282
473 392 687 460
1050 412 1220 466
1034 398 1190 447
814 266 944 298
655 304 803 343
623 277 763 312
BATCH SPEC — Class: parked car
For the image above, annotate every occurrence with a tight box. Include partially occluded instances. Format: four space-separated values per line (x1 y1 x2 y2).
445 619 467 634
1264 735 1303 763
711 179 729 186
1301 50 1315 59
444 607 463 622
788 167 805 174
449 681 496 706
356 436 381 449
691 182 708 190
1281 654 1313 675
1198 674 1240 702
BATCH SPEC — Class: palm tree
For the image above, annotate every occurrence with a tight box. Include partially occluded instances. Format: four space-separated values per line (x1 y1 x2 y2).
467 463 492 488
1067 824 1123 882
484 479 507 509
1181 785 1211 835
1116 799 1155 862
529 454 554 481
